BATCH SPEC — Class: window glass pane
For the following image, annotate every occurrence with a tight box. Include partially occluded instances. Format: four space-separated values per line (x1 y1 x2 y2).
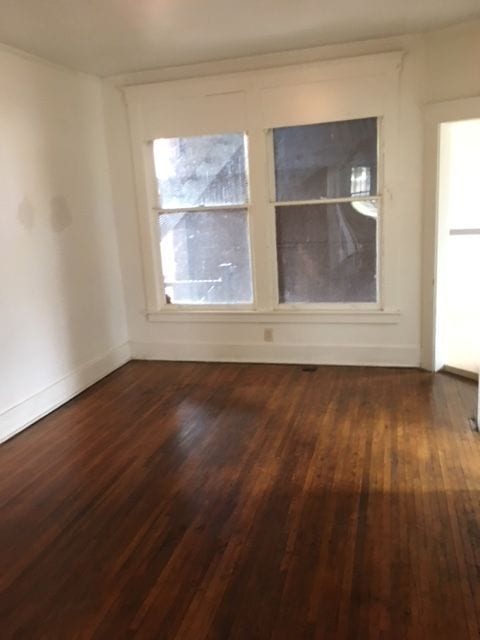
276 201 377 303
159 210 253 304
273 118 377 201
153 133 248 208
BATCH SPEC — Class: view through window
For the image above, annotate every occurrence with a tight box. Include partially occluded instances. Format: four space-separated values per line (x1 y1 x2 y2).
153 133 253 305
273 118 379 304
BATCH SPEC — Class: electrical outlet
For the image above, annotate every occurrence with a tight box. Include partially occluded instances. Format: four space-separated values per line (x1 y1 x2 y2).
264 327 274 342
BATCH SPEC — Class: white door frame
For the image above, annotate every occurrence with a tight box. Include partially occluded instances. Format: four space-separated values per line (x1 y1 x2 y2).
421 95 480 372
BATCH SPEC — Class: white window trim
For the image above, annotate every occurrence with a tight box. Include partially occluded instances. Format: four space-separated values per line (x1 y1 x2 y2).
123 51 402 320
146 308 401 324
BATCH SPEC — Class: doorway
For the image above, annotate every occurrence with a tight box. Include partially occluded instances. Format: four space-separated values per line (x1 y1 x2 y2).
435 118 480 378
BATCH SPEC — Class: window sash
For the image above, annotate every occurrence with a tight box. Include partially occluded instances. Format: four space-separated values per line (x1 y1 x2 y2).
157 208 254 307
152 133 250 210
274 200 380 306
152 132 254 307
273 194 379 207
266 121 381 308
154 203 248 214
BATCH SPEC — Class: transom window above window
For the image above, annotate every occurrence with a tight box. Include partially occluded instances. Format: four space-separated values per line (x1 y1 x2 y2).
272 117 379 305
152 133 253 306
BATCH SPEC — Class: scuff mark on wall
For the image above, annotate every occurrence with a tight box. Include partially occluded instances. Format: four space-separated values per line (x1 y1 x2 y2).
50 195 73 232
17 196 36 231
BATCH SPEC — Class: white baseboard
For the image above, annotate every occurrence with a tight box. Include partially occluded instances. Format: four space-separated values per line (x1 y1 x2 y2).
0 339 420 445
130 340 420 368
0 342 131 444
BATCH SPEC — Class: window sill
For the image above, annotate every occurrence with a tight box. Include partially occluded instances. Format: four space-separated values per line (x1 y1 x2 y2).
146 308 401 325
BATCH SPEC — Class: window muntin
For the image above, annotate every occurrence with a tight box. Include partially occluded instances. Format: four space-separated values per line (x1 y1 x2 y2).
152 132 253 306
272 118 379 305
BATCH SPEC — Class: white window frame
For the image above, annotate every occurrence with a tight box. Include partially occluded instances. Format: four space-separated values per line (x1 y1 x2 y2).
151 132 255 310
124 51 401 321
265 121 383 310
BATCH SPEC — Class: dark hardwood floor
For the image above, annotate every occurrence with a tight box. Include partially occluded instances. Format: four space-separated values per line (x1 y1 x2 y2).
0 361 479 639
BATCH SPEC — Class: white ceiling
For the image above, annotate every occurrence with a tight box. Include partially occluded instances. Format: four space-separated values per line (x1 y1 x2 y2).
0 0 479 77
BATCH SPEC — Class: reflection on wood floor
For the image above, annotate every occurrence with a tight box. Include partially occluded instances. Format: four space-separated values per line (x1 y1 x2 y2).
0 361 478 639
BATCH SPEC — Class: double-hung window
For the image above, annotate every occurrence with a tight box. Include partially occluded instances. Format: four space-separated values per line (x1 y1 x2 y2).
152 133 253 306
151 118 380 310
271 117 379 305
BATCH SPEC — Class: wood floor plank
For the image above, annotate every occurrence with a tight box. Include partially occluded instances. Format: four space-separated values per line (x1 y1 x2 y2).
0 362 479 639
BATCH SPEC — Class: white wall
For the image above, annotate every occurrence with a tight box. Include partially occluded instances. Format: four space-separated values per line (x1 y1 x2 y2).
0 46 129 442
421 20 480 369
424 20 480 104
102 20 480 370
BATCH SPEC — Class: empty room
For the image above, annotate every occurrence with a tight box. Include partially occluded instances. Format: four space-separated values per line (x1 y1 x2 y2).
1 1 480 638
